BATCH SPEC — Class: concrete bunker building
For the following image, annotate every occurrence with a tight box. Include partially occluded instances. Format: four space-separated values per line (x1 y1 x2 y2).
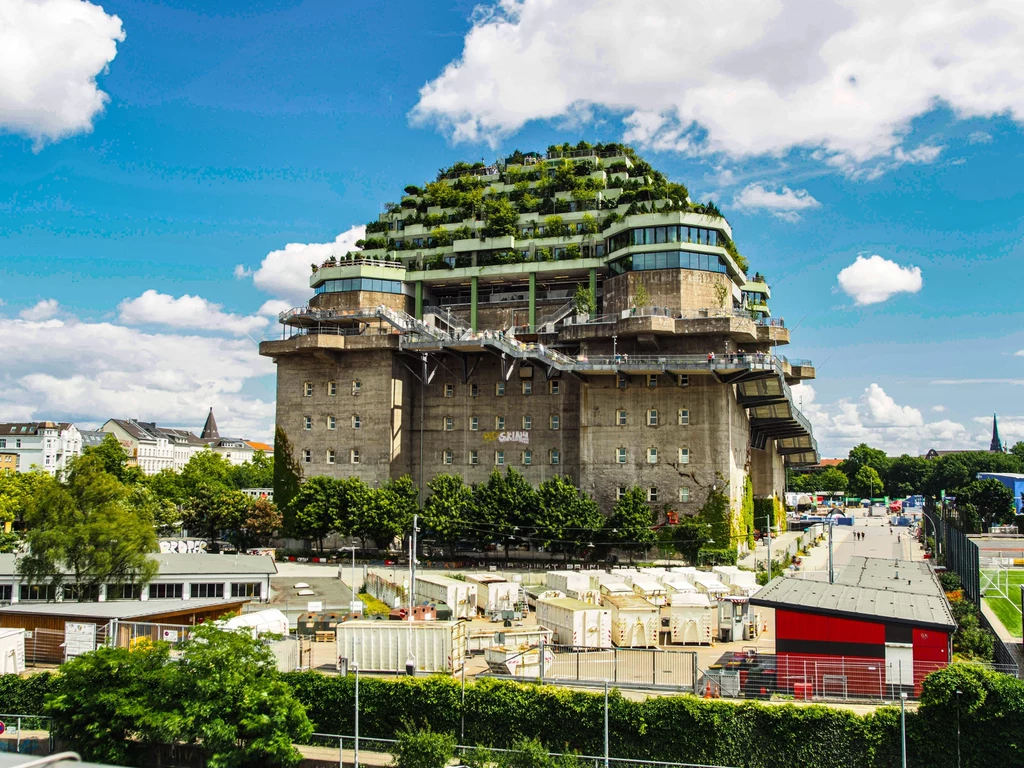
260 144 817 539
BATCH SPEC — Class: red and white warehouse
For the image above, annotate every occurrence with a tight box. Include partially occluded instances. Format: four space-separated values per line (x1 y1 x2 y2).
751 556 956 697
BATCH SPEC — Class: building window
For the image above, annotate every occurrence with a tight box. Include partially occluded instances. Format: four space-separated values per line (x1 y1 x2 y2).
190 583 225 599
20 584 58 601
616 487 627 500
350 449 360 464
0 584 12 601
302 449 311 463
648 487 659 503
107 583 142 600
64 584 101 602
678 409 689 426
328 381 338 396
549 380 560 395
303 416 312 430
444 383 454 397
352 415 361 429
496 382 506 397
471 383 480 397
550 449 560 465
0 439 5 448
550 415 560 430
470 417 479 431
522 450 532 465
523 415 532 430
647 374 658 388
352 380 361 395
616 410 627 426
678 375 689 387
231 582 262 598
616 448 627 464
679 487 690 503
469 450 479 465
328 416 337 430
678 447 690 464
148 583 183 599
522 381 532 395
647 447 658 464
327 449 336 464
444 417 454 431
303 382 313 397
647 409 658 426
617 375 628 389
496 416 505 430
443 450 453 465
495 450 505 466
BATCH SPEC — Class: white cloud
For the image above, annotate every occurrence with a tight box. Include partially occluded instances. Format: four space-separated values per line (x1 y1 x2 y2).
19 299 59 321
257 299 292 317
932 405 946 413
794 382 977 457
117 290 268 336
0 0 125 145
245 225 366 305
968 131 993 144
0 316 274 440
732 183 821 221
837 255 923 305
233 264 253 279
412 0 1024 172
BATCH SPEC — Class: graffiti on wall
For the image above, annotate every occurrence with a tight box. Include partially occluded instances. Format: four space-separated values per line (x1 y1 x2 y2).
482 431 530 445
159 539 208 554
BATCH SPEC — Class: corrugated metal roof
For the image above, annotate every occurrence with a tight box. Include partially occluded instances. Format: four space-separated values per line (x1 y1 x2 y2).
601 594 657 610
0 598 246 620
0 552 277 578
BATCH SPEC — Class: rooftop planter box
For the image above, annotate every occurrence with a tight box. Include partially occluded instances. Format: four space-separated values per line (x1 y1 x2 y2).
454 234 515 253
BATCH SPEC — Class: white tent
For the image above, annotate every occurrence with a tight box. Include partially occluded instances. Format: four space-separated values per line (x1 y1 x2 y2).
221 609 290 636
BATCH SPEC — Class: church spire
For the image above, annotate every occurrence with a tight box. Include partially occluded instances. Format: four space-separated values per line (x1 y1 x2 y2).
990 413 1003 452
201 407 220 441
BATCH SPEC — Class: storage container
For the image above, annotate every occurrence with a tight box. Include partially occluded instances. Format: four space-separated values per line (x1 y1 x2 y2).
536 597 612 648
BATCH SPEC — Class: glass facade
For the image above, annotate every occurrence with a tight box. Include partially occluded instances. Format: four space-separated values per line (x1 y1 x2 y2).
315 278 403 295
609 250 728 275
607 225 720 255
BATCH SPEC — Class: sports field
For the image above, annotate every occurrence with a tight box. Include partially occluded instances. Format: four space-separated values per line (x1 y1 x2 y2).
982 568 1024 638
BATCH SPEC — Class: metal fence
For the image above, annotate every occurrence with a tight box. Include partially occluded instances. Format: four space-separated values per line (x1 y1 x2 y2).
24 625 109 666
0 714 52 756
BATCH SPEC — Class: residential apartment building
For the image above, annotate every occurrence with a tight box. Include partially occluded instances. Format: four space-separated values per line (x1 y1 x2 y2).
259 144 817 540
0 453 16 474
0 422 83 475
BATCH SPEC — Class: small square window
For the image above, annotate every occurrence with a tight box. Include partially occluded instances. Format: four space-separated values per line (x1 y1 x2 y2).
647 374 658 388
678 375 689 387
550 449 560 465
350 449 360 464
444 383 454 398
328 381 338 396
303 382 313 397
523 415 532 430
469 450 479 465
648 487 659 503
616 410 627 426
616 448 627 464
679 487 690 503
496 382 506 397
303 416 312 430
352 380 362 395
443 450 453 465
352 415 361 429
617 375 628 389
471 384 480 397
522 381 532 395
328 416 337 430
495 450 505 466
647 447 658 464
647 409 658 427
550 415 560 430
302 449 311 463
549 380 560 395
326 449 335 464
444 417 454 431
678 409 690 426
496 416 505 430
616 486 627 500
522 450 532 466
470 416 479 431
678 447 690 464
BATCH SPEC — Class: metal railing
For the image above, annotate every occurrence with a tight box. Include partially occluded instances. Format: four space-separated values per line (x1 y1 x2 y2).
0 714 53 755
314 257 405 271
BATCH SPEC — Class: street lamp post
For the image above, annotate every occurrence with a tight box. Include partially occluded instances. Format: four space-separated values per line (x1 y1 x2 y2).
612 335 617 362
604 680 610 768
353 662 360 768
900 691 907 768
758 515 774 580
956 689 962 768
343 546 358 614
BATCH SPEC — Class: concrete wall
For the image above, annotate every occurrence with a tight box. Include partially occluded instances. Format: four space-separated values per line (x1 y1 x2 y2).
310 289 412 314
603 270 734 315
750 441 786 500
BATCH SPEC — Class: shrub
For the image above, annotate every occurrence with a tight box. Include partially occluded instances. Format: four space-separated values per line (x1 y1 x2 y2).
394 725 457 768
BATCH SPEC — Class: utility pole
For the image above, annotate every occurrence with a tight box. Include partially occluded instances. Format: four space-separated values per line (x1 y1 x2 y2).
828 519 834 584
407 513 418 675
900 691 907 768
604 680 610 768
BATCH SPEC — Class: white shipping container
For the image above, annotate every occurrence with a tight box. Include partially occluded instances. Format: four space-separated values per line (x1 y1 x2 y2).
335 620 466 674
599 582 633 597
545 570 591 596
713 566 760 597
666 593 714 644
536 597 612 648
691 574 730 599
658 576 697 596
0 628 26 674
465 574 519 613
589 571 627 590
630 577 668 606
468 626 553 653
415 575 478 619
602 594 659 648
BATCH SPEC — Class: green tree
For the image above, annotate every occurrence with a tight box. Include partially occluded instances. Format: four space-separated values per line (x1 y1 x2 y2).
229 450 274 490
481 198 519 238
1010 440 1024 465
423 474 473 557
956 478 1015 532
573 283 596 315
181 484 250 548
475 468 537 557
19 454 158 599
180 449 233 496
815 467 850 494
274 426 303 526
147 468 184 505
604 486 655 563
288 476 341 552
532 476 602 560
127 483 180 537
84 433 144 484
353 477 416 550
393 725 457 768
46 624 311 767
850 465 884 499
839 443 891 485
885 453 932 497
632 283 650 311
239 497 282 549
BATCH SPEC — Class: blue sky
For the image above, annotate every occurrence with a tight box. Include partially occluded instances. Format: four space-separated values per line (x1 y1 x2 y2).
2 0 1023 456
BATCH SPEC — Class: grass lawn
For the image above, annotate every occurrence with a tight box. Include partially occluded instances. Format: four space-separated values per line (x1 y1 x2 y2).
982 569 1024 638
